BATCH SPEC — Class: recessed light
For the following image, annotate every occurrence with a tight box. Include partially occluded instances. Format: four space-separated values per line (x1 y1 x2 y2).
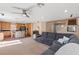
65 10 68 13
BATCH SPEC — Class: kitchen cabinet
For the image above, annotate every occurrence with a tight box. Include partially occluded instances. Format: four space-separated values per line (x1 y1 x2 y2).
68 18 77 25
3 31 11 39
25 23 32 37
16 23 25 30
15 31 25 38
2 22 11 30
0 22 1 30
16 23 22 30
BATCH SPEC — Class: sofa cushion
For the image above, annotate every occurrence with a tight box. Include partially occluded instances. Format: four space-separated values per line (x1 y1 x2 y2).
42 49 55 55
47 32 55 39
69 35 79 44
55 33 72 40
43 39 53 45
39 32 55 45
42 32 48 38
50 40 62 50
42 41 62 55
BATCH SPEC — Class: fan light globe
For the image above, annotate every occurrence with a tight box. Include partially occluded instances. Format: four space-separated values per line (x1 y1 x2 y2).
65 10 68 13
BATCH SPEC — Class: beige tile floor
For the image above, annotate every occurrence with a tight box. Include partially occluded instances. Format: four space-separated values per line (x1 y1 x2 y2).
0 37 49 55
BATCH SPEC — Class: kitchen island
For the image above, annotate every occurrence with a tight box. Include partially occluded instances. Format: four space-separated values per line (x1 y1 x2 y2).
0 30 26 41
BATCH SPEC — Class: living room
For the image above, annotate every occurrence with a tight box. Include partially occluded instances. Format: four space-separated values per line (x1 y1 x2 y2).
1 0 79 59
0 3 79 55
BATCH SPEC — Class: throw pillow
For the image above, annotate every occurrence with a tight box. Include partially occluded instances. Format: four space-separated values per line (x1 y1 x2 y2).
57 38 64 44
63 36 70 44
57 36 70 44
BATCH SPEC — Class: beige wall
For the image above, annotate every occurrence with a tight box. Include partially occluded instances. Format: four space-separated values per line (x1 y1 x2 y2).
46 18 79 38
46 21 54 32
46 20 68 33
32 22 46 34
32 18 79 38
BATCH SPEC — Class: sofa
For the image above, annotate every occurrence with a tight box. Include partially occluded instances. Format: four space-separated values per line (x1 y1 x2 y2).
34 32 79 55
42 34 79 55
35 32 56 45
35 32 73 45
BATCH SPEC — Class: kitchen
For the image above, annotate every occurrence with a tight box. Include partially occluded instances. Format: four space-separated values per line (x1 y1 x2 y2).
0 21 32 41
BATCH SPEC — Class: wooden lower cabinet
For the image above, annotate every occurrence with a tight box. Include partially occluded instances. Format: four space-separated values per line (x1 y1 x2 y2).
3 31 11 39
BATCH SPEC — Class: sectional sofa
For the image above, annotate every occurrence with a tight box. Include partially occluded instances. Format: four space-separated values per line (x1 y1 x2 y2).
34 32 79 55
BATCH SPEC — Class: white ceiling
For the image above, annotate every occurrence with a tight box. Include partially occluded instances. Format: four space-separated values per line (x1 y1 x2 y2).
0 3 79 23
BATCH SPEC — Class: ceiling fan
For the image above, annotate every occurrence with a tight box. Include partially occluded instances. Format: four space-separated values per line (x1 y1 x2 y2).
12 3 45 18
0 13 4 16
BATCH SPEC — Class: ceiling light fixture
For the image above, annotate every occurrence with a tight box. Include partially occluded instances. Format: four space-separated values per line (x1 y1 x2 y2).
0 13 4 16
37 3 45 6
65 10 68 13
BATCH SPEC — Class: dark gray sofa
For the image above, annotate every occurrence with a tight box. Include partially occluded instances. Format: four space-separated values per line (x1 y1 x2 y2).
35 32 73 45
42 41 62 55
42 34 79 55
34 32 79 55
35 32 56 45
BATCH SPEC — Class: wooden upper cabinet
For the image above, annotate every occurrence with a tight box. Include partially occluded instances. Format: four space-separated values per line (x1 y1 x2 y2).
2 22 11 30
68 18 77 25
16 24 20 29
16 23 24 30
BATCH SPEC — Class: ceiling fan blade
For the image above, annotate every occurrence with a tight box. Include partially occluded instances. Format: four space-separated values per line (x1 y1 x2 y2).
13 6 24 10
26 5 36 11
11 12 23 14
26 3 45 11
26 14 30 18
0 13 4 16
25 13 30 18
